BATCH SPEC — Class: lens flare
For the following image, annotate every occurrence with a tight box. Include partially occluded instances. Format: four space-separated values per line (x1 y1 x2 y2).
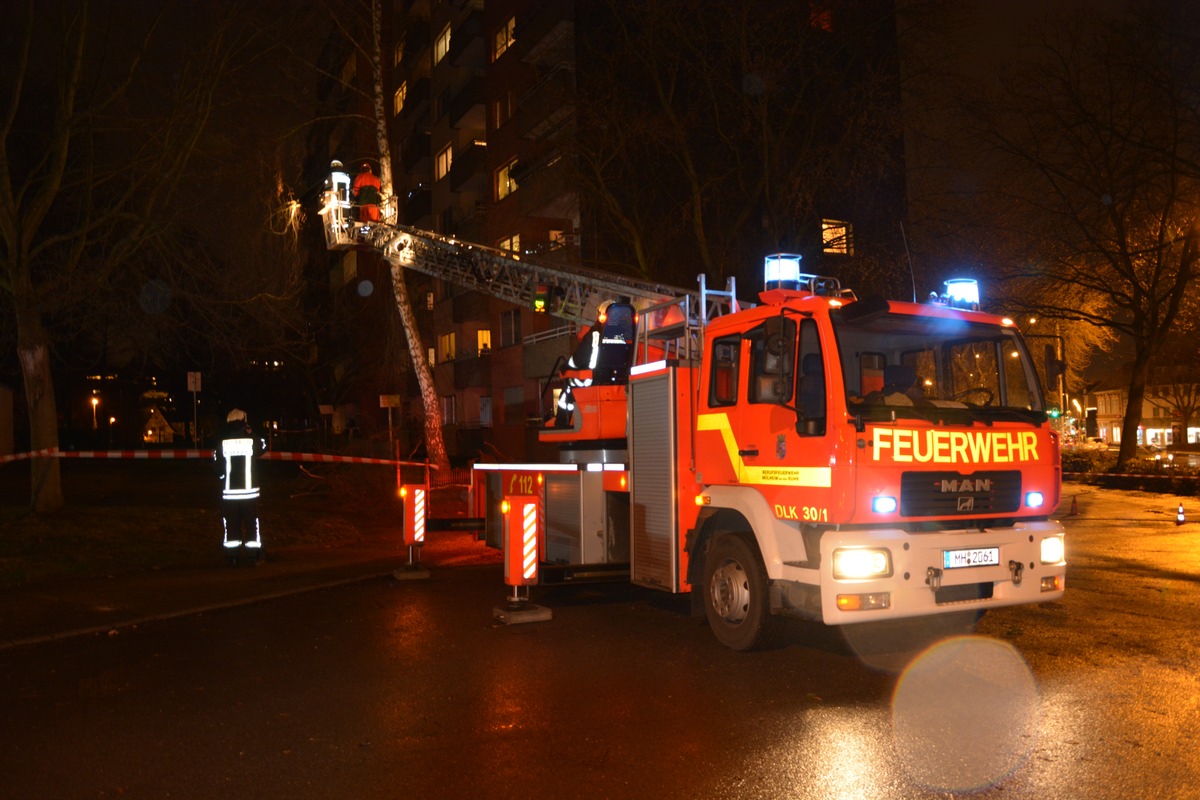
892 636 1038 792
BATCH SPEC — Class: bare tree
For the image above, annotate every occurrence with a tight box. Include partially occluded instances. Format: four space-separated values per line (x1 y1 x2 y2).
1147 295 1200 442
929 2 1200 468
0 2 268 512
369 0 447 471
572 0 906 292
316 0 448 472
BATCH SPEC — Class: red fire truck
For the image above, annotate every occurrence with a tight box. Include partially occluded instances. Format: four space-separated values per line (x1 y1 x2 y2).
483 255 1065 650
318 188 1065 651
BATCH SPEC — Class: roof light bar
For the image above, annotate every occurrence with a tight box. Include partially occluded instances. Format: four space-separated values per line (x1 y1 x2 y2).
929 278 981 310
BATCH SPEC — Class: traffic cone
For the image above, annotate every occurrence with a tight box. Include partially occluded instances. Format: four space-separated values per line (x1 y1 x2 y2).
1069 495 1079 516
1176 502 1186 526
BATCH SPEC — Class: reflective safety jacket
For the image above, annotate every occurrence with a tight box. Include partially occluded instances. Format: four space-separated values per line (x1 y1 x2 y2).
218 422 264 501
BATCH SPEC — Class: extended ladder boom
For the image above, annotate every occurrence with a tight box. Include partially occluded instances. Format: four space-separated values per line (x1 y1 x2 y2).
318 183 741 355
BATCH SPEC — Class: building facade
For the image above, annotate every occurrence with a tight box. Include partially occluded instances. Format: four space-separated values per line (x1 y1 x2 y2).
306 0 905 465
1093 386 1200 448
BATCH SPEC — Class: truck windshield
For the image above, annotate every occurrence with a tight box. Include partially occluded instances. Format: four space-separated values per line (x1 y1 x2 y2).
831 306 1046 423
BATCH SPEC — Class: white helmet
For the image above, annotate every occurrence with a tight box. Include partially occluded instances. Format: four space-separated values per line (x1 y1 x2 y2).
227 408 247 423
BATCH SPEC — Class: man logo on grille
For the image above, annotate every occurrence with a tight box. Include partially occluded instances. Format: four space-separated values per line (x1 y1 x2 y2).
957 496 975 511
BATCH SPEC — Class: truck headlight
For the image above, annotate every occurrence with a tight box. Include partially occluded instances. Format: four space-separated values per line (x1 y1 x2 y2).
1040 535 1065 564
1025 491 1045 509
833 548 893 580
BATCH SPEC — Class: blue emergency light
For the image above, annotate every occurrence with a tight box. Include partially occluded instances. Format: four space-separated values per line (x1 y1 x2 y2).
944 278 980 307
929 278 981 310
764 253 803 291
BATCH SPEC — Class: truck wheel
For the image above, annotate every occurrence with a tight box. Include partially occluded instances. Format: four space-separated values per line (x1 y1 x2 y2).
703 534 779 651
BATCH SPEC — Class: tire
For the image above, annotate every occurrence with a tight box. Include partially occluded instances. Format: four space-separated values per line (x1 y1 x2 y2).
702 533 780 651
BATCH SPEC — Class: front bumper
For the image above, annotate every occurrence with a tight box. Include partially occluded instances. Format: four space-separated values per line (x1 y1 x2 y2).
803 520 1065 625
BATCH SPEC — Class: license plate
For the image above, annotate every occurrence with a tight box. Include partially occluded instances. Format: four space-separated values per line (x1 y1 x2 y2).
943 547 1000 569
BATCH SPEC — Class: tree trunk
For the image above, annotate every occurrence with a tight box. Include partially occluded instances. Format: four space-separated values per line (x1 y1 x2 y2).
1116 354 1152 471
389 263 449 472
370 0 448 473
369 0 394 222
16 312 64 513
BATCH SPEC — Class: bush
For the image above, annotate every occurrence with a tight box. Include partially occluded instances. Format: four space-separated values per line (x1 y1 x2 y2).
1060 449 1114 474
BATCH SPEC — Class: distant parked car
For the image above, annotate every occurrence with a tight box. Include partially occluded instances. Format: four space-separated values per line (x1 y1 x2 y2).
1082 437 1107 450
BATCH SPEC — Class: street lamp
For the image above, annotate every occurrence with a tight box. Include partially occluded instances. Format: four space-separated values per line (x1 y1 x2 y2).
90 396 99 430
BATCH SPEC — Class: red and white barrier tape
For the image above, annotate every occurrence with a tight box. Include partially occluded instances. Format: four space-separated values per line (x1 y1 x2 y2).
1 448 426 466
260 451 404 466
0 448 57 464
57 449 213 459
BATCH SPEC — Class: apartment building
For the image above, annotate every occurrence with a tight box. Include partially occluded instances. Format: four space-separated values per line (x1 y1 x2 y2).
309 0 904 465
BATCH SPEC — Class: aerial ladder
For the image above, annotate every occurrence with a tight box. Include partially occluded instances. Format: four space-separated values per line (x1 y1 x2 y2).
318 163 741 350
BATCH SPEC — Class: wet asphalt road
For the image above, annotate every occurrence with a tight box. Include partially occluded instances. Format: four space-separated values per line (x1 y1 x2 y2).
1 484 1199 800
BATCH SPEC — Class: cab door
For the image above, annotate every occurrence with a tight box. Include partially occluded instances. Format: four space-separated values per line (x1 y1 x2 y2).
695 331 744 486
735 316 835 523
737 314 799 484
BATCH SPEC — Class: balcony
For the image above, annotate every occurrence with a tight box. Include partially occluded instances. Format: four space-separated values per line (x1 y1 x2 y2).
516 0 575 66
395 76 430 127
512 152 578 220
447 8 485 70
451 292 488 324
448 140 486 193
449 74 485 131
454 350 491 390
399 22 430 73
518 66 575 141
401 128 431 172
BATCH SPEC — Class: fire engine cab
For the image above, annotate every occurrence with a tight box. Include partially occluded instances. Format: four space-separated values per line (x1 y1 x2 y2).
484 253 1065 650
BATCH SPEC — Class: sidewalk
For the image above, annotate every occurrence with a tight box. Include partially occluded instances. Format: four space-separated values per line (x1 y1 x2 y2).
2 481 1189 652
0 528 501 651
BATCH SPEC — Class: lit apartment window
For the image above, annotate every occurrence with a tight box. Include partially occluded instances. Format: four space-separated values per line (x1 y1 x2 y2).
427 347 436 366
477 330 492 352
438 331 457 361
426 291 434 311
549 229 566 250
496 159 518 201
493 92 514 128
434 24 451 64
498 234 520 253
493 17 516 61
822 219 853 255
394 40 405 67
435 144 453 180
393 82 407 116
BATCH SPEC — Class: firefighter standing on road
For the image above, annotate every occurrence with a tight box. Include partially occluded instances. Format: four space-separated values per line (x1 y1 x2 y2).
352 162 382 223
216 409 266 565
